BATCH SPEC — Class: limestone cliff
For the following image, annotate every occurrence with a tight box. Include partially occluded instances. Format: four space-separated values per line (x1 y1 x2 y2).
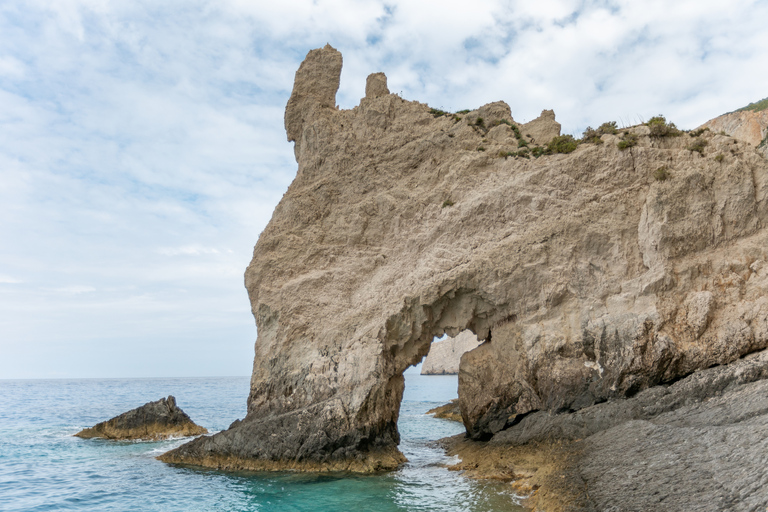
421 330 480 375
700 98 768 156
161 45 768 472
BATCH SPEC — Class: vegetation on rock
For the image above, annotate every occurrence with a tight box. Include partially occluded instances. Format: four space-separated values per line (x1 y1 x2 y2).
737 96 768 113
646 115 682 137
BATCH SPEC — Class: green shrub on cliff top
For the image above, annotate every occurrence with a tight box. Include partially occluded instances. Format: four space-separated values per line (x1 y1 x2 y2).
688 137 708 154
737 97 768 113
548 135 578 154
429 108 448 118
617 133 638 150
646 115 682 137
581 121 618 144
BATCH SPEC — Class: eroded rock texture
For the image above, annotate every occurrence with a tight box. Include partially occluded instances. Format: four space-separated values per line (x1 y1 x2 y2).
700 107 768 151
161 45 768 471
76 396 207 441
444 350 768 511
421 330 480 375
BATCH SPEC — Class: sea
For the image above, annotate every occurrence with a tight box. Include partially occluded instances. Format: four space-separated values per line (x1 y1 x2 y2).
0 373 525 512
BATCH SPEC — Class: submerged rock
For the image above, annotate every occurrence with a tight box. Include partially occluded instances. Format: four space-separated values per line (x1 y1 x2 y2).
75 395 207 441
162 45 768 473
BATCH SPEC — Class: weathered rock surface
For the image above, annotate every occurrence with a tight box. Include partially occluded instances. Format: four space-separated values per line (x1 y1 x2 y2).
76 396 207 441
521 109 561 145
444 349 768 511
700 103 768 156
421 330 481 375
162 45 768 473
426 399 462 422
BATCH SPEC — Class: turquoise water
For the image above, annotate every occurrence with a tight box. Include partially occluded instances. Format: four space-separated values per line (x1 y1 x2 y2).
0 374 524 511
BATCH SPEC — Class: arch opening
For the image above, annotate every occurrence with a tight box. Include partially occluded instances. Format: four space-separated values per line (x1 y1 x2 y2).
372 287 513 457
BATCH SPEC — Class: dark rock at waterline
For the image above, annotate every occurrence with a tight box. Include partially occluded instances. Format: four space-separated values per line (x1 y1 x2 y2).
75 395 207 441
447 349 768 511
426 399 463 422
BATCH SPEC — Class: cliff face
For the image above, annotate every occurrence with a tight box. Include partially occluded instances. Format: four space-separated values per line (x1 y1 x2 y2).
700 102 768 156
161 46 768 471
421 330 480 375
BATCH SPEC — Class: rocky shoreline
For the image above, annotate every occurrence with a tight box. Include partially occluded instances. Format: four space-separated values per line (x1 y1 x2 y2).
441 349 768 511
159 44 768 510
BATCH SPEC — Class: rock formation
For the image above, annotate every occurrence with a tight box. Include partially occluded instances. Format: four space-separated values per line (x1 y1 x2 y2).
521 109 561 145
76 396 207 441
444 350 768 511
161 45 768 475
421 330 480 375
426 399 462 422
700 98 768 156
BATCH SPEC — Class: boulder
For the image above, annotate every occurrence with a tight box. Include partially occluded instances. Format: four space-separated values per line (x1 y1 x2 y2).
161 45 768 472
76 395 207 441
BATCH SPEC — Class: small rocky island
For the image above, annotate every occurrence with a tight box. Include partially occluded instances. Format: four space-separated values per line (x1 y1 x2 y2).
76 395 207 441
160 45 768 509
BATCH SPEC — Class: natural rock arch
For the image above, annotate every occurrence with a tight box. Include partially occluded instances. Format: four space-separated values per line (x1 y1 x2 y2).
161 45 768 472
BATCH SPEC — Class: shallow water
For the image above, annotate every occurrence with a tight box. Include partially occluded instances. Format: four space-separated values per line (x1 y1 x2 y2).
0 374 524 511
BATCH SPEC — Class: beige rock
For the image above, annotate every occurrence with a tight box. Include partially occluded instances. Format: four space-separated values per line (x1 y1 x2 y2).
365 72 389 99
162 46 768 472
521 109 561 145
421 330 481 375
700 108 768 148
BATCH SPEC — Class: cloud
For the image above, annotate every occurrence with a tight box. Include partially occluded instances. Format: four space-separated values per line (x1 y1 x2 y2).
1 0 767 378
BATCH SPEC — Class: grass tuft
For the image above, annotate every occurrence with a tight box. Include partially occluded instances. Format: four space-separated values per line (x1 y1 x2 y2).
653 166 670 181
617 133 638 150
687 137 708 154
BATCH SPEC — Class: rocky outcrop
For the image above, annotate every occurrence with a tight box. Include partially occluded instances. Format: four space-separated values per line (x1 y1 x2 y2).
426 399 462 422
521 109 561 145
700 102 768 156
421 330 480 374
76 396 207 440
161 45 768 473
444 349 768 511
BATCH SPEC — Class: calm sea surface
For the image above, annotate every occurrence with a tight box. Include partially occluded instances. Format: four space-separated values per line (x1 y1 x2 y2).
0 374 524 511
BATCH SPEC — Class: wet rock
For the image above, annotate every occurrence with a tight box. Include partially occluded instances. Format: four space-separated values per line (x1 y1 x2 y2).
75 395 207 441
426 399 462 422
446 350 768 511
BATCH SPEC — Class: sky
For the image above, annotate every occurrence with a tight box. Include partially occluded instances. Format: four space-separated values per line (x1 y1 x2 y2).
1 0 767 379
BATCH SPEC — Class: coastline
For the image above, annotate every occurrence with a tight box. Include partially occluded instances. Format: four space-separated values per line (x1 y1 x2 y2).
436 348 768 511
158 447 407 473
